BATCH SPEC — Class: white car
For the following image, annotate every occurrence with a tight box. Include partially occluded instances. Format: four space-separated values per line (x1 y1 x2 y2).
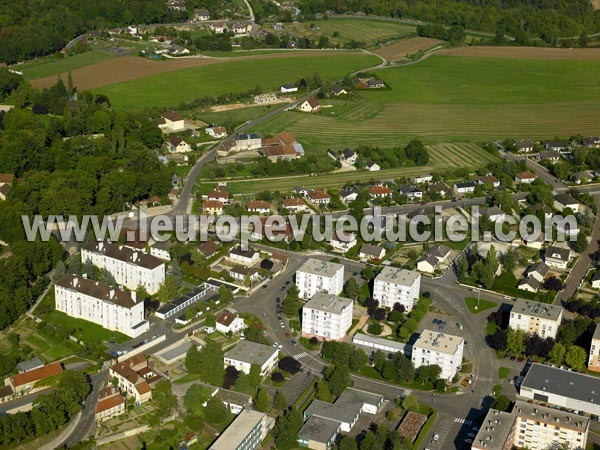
432 434 439 441
277 344 283 349
280 321 285 328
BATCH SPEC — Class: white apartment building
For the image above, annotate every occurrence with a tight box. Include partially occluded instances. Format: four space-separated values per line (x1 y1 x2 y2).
588 323 600 373
411 329 464 380
209 409 274 450
296 258 344 300
508 299 563 339
373 267 421 311
223 340 279 376
302 292 353 341
81 241 165 294
54 274 149 338
472 401 589 450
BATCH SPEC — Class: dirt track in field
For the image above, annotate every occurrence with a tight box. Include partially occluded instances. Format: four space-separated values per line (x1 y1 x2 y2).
374 37 443 61
442 46 600 60
29 51 357 91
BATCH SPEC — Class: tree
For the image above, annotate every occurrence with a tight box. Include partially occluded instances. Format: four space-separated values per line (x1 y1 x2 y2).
491 395 511 412
571 231 588 253
565 345 587 370
184 384 212 415
549 342 565 366
254 387 270 412
349 349 368 371
316 380 334 402
343 277 360 299
219 285 233 303
367 322 383 335
156 274 178 303
401 395 419 412
405 139 429 165
325 365 351 396
205 313 216 327
282 284 301 317
274 408 303 450
186 341 225 386
273 390 287 410
185 345 202 373
337 435 359 450
204 396 229 425
506 329 525 356
278 356 302 374
362 266 375 281
248 364 262 387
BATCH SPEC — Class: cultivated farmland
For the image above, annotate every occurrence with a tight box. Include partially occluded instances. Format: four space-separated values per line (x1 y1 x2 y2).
17 50 116 80
91 53 379 110
441 46 600 60
284 18 416 46
196 142 497 195
374 37 444 62
252 54 600 145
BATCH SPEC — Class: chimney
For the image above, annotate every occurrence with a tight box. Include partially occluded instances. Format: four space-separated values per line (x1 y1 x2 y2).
132 252 138 262
109 288 115 298
73 276 79 287
82 273 88 279
131 291 137 302
98 242 104 251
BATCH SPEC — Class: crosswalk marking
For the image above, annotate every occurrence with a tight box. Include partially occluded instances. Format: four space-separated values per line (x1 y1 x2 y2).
454 418 473 425
475 376 492 382
294 352 308 359
227 307 237 314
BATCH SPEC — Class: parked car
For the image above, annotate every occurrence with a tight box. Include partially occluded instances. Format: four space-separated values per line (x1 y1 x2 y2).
432 434 439 442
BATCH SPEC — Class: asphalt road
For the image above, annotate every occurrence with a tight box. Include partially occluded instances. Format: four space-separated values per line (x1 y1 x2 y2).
0 388 51 414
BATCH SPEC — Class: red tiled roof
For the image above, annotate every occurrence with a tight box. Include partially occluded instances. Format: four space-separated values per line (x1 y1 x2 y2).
265 144 297 157
278 132 296 145
198 240 220 256
162 110 182 121
309 189 330 200
0 174 15 184
217 312 237 326
135 381 151 395
306 97 320 108
247 200 271 210
95 393 125 414
204 200 223 209
207 189 228 199
370 185 392 196
10 362 63 388
282 197 305 207
516 171 536 179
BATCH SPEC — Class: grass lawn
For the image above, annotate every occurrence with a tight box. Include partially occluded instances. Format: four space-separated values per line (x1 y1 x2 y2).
42 310 129 344
173 373 205 384
252 54 600 146
493 384 503 396
299 337 320 351
498 367 510 379
95 53 379 110
465 296 497 314
20 51 116 79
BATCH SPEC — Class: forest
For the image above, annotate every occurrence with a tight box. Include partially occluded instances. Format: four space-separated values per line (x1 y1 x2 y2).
0 69 172 330
297 0 600 42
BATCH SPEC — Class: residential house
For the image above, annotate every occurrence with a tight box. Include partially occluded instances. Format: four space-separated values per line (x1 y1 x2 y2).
210 21 226 33
223 340 279 376
16 357 44 374
330 230 357 253
207 188 230 204
366 161 380 172
205 126 227 138
198 240 220 258
95 387 125 422
509 299 563 339
307 189 331 205
583 136 600 148
571 170 595 185
281 197 308 212
194 9 210 21
373 267 421 311
280 83 298 93
545 141 569 152
428 182 451 198
232 22 251 35
518 277 540 293
254 93 278 104
592 271 600 289
298 97 321 113
109 355 154 405
0 386 14 403
353 77 385 89
293 186 309 197
416 244 451 274
229 265 260 284
5 362 63 394
515 171 537 184
150 241 171 261
413 174 433 184
228 245 260 266
167 136 191 153
536 150 561 163
340 148 358 165
296 258 344 300
216 311 245 334
55 274 149 338
369 185 392 199
477 206 506 222
212 388 252 414
81 241 165 294
476 175 500 188
158 110 185 133
0 174 14 201
516 140 534 153
554 193 580 213
302 292 353 341
526 261 549 283
203 200 223 216
359 244 385 261
167 0 186 11
398 184 423 201
453 181 476 195
247 200 271 215
340 187 359 203
331 85 348 96
168 44 190 55
544 245 571 270
412 329 464 380
233 133 262 152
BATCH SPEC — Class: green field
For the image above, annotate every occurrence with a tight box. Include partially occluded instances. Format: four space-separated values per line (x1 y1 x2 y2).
465 296 497 314
285 18 416 46
95 53 379 110
252 54 600 145
17 51 116 80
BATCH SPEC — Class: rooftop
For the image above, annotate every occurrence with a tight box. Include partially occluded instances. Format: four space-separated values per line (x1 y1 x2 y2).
56 274 139 309
352 333 408 352
472 408 515 450
82 241 164 270
359 243 384 257
511 299 562 321
305 387 383 425
593 323 600 341
396 411 427 442
375 266 420 286
10 362 63 388
414 329 463 355
304 292 353 315
224 340 278 367
521 363 600 405
214 388 251 407
545 245 571 262
209 409 266 450
554 193 579 206
298 258 343 278
513 400 588 432
16 356 44 373
298 415 341 444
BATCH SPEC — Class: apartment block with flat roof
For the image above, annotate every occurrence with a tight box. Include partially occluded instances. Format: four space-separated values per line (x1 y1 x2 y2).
373 267 421 311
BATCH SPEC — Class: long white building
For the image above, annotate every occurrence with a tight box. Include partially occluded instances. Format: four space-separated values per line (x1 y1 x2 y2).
296 258 344 300
508 299 563 339
302 292 353 341
373 266 420 311
81 241 165 294
54 274 149 337
411 329 464 380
